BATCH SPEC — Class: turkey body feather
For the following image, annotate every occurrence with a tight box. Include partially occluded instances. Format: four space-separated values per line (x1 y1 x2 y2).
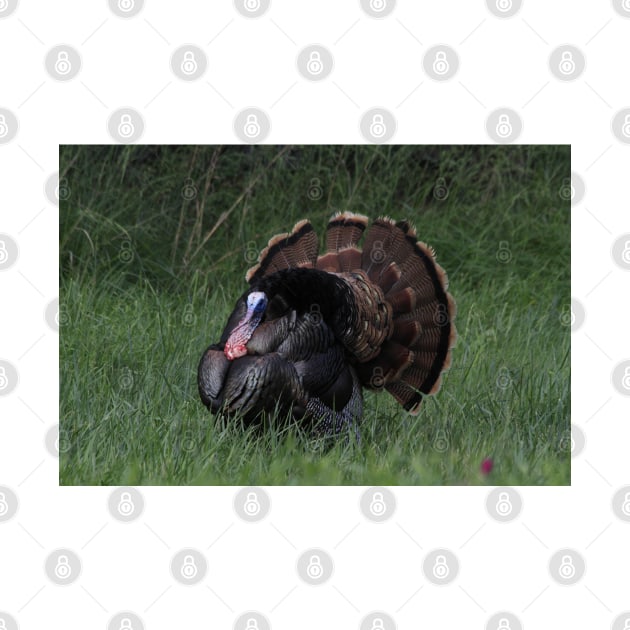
198 213 456 434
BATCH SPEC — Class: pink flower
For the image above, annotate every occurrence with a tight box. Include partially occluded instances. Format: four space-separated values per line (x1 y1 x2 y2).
480 458 493 475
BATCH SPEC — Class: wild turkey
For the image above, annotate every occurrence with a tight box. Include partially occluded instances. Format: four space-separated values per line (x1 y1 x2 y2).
198 213 456 434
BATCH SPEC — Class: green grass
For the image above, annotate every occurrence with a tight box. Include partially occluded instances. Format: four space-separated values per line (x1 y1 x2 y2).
60 145 570 485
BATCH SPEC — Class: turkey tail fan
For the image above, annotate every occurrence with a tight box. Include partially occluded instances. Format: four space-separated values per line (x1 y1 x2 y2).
315 211 369 273
246 219 319 284
356 216 456 414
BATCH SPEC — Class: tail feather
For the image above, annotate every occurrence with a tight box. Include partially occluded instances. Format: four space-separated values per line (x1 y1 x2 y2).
246 219 319 283
244 212 455 413
356 216 456 410
316 212 368 272
325 212 369 251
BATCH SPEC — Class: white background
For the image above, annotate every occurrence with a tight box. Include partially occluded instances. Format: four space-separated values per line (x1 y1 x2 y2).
1 1 629 628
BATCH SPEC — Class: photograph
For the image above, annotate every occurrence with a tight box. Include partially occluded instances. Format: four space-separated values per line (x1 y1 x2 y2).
59 144 570 485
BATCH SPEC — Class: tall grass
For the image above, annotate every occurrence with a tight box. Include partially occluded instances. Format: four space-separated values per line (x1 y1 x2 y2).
60 145 570 485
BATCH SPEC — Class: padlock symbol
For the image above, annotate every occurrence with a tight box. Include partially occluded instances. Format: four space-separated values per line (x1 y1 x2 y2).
307 51 323 75
243 114 261 138
495 491 513 516
432 51 449 75
621 240 630 264
306 554 323 579
246 619 259 630
0 0 8 11
54 554 72 579
371 366 385 388
496 0 512 11
621 114 630 138
623 619 630 630
0 114 8 138
621 492 630 516
623 0 630 10
118 114 135 138
0 492 8 515
558 51 575 75
497 619 511 630
369 491 387 516
244 0 261 10
369 0 386 11
369 114 386 138
371 619 385 630
496 114 512 138
55 51 72 76
118 0 135 11
181 51 198 75
558 554 576 579
181 555 198 579
432 554 449 579
622 366 630 390
119 618 133 630
118 491 135 516
244 491 261 516
0 366 8 390
0 241 8 264
0 619 7 630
